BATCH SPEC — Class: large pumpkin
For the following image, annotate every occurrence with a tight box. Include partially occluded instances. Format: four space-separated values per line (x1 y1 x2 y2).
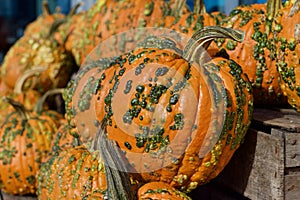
71 26 253 192
273 0 300 111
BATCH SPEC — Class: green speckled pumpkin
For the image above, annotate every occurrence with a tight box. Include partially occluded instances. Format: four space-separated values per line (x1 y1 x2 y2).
72 27 253 192
209 0 287 105
273 0 300 111
0 98 63 195
37 145 108 199
138 181 192 200
0 1 77 93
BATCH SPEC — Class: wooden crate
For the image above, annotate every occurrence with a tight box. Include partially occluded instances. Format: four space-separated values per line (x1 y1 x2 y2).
191 107 300 200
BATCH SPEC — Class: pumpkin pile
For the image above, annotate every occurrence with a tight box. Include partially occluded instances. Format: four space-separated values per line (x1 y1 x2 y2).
0 0 299 199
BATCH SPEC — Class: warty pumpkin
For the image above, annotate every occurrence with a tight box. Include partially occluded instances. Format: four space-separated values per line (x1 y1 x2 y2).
0 94 64 195
273 0 300 111
70 26 253 192
0 68 44 127
37 124 139 200
64 0 191 66
208 0 286 105
0 1 77 93
138 181 191 200
37 145 108 199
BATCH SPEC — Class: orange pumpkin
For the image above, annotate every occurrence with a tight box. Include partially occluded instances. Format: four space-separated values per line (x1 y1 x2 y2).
37 145 108 199
208 0 286 105
70 26 253 192
0 98 64 195
273 0 300 111
138 182 191 200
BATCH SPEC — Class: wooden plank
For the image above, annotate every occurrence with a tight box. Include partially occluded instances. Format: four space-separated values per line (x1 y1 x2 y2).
214 129 285 200
2 193 37 200
252 108 300 132
285 174 300 200
285 132 300 167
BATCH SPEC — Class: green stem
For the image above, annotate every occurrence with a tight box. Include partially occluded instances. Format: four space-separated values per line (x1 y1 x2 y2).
194 0 206 15
289 0 300 17
92 121 137 200
266 0 282 34
266 0 282 19
172 0 187 18
2 97 30 121
42 1 51 16
34 88 65 115
14 67 45 94
183 26 245 64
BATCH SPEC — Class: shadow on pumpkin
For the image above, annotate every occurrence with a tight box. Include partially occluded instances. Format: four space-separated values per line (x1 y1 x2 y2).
189 128 257 200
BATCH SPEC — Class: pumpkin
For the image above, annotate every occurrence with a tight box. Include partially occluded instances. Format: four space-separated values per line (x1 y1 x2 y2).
208 0 286 105
138 182 191 200
273 0 300 111
37 145 108 199
0 68 43 126
159 0 226 36
49 119 79 156
0 94 64 195
37 125 139 200
23 1 65 37
0 1 77 93
64 0 190 66
70 26 253 192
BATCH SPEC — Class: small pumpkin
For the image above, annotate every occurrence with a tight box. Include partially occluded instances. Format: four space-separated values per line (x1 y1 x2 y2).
0 2 77 93
0 95 64 195
273 0 300 111
71 26 253 192
37 145 108 199
0 68 43 126
37 125 138 200
138 182 191 200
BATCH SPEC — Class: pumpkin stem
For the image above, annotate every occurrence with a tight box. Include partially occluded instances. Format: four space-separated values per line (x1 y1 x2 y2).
35 88 65 115
49 3 82 38
172 0 187 18
266 0 282 34
14 67 45 94
183 26 245 64
194 0 206 15
42 1 51 16
2 97 30 121
289 0 300 17
68 2 83 16
93 121 137 200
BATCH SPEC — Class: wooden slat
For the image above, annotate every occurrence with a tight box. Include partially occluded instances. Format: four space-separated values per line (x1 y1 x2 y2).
214 129 285 200
2 193 37 200
285 132 300 168
285 174 300 200
252 108 300 132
